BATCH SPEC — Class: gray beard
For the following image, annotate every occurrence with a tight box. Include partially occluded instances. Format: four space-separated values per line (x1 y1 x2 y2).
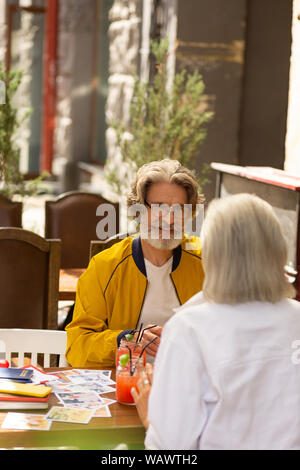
139 217 184 250
141 236 183 251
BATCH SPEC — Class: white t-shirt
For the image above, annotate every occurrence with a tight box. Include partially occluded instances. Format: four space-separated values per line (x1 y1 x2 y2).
137 256 180 329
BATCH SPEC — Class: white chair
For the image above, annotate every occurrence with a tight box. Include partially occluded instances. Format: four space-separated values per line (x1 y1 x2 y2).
0 329 69 367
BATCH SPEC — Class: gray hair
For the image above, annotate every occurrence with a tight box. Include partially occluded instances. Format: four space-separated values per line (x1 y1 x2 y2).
202 193 295 304
127 159 205 210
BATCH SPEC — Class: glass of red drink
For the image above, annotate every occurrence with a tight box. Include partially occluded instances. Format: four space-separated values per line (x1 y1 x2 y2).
115 338 146 367
116 360 143 405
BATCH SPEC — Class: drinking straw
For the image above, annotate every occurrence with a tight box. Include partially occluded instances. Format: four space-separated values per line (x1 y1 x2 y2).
138 337 157 359
135 323 144 346
132 337 158 375
125 345 133 376
133 324 158 352
139 325 158 342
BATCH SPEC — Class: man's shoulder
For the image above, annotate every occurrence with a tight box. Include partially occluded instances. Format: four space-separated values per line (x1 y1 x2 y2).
78 236 137 291
181 235 202 259
93 235 135 266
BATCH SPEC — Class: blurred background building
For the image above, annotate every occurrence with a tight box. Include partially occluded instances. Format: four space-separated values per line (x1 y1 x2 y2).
0 0 299 202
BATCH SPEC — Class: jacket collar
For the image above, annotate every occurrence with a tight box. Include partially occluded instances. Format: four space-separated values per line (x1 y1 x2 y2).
132 236 182 277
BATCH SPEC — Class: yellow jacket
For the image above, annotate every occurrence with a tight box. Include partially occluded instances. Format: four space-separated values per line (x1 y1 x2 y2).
66 235 204 367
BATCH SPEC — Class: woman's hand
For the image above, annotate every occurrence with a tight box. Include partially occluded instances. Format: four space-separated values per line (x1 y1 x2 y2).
131 363 154 429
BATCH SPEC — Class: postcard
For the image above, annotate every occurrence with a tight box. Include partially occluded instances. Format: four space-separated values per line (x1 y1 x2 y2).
45 406 95 424
22 366 60 385
97 385 116 395
1 412 52 431
73 372 116 386
98 397 116 407
55 391 105 409
93 406 112 418
73 369 112 379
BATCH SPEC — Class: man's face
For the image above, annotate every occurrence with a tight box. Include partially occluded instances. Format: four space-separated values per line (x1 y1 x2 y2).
140 182 188 250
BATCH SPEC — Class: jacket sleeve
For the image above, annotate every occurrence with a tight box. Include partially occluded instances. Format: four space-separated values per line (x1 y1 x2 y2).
65 257 123 368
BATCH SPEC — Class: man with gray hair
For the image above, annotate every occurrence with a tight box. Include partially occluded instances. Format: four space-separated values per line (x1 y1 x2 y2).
66 159 205 367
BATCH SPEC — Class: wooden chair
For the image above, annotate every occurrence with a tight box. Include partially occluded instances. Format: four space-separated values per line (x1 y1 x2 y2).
0 195 22 227
45 191 120 269
0 228 61 330
89 232 134 260
0 329 68 367
63 232 133 331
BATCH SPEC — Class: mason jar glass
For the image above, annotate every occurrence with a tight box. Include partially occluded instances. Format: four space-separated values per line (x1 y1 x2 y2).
115 336 146 368
116 359 144 405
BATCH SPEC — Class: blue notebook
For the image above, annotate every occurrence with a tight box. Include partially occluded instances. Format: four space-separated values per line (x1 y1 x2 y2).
0 368 33 383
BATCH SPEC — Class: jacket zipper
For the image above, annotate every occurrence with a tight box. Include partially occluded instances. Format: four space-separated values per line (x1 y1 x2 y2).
135 278 149 328
170 273 182 305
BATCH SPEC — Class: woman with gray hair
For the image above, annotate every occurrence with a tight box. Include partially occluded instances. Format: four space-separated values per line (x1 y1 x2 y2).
132 193 300 450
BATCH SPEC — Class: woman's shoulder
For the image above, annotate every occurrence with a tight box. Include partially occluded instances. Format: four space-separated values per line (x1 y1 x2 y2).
167 293 211 330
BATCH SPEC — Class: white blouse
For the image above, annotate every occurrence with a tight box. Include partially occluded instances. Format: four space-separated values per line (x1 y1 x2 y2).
145 292 300 450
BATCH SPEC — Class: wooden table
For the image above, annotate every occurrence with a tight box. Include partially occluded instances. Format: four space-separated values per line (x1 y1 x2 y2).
0 368 145 450
59 269 85 301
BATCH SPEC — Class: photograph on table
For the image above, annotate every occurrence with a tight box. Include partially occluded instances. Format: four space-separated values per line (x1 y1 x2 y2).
45 406 95 424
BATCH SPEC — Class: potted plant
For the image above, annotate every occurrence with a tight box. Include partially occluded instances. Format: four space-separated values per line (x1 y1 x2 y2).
0 65 46 200
105 37 214 197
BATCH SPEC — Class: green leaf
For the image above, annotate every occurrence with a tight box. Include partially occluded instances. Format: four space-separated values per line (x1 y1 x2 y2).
0 64 45 197
104 36 214 195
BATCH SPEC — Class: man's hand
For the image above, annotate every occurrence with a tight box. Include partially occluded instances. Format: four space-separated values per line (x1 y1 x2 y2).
131 363 153 429
139 324 162 357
